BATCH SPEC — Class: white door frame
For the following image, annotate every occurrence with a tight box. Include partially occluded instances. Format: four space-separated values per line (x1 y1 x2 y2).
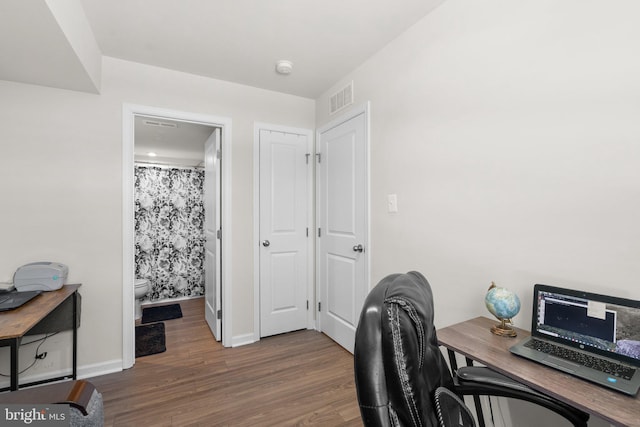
122 104 233 368
315 103 371 336
253 122 315 342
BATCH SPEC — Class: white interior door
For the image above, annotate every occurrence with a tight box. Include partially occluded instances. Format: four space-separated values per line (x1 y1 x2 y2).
317 106 369 353
259 129 310 337
204 128 222 340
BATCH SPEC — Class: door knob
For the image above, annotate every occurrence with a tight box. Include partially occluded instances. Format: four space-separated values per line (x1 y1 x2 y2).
353 244 364 253
262 240 270 247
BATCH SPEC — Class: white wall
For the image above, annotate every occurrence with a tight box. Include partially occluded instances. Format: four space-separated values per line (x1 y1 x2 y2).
316 0 639 424
317 0 640 327
0 56 314 378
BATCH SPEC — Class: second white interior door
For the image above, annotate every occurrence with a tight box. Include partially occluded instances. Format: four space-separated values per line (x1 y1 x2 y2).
317 106 369 353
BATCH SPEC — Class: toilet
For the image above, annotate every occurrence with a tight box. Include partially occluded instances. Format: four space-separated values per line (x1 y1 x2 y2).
134 279 150 320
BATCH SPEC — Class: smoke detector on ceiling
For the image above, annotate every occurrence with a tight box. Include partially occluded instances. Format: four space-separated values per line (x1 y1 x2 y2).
275 60 293 75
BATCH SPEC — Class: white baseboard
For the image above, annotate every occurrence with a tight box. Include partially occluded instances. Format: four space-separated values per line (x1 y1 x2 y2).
78 359 123 380
231 333 256 347
141 295 203 307
0 369 72 389
0 358 122 389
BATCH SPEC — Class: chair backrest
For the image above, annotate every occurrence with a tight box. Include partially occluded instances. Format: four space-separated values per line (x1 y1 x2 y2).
354 272 454 427
434 387 476 427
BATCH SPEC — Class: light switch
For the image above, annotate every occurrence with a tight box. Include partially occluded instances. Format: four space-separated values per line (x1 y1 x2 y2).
387 194 398 213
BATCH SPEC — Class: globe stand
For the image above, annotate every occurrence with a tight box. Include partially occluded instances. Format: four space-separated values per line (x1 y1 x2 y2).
490 318 517 337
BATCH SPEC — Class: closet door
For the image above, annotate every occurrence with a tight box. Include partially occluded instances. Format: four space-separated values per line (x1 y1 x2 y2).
259 129 310 337
317 106 369 354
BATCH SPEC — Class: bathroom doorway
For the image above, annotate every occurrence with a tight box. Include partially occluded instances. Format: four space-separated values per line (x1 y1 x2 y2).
133 116 215 302
122 104 232 369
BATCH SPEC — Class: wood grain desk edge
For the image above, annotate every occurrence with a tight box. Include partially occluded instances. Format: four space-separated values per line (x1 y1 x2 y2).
437 316 640 427
0 284 81 339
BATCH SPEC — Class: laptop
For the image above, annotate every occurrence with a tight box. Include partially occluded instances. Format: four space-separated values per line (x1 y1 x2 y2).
509 284 640 396
0 290 42 312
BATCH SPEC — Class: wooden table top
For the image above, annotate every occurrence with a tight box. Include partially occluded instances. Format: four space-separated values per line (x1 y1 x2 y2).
0 284 80 339
437 316 640 427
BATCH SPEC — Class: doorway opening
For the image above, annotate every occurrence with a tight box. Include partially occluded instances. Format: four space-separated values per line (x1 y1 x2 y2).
133 116 214 309
122 104 233 369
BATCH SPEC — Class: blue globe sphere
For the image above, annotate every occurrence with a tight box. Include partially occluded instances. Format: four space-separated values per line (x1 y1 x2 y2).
485 286 521 320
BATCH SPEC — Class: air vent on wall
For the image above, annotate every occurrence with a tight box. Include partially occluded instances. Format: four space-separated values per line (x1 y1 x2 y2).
142 119 178 128
329 81 354 115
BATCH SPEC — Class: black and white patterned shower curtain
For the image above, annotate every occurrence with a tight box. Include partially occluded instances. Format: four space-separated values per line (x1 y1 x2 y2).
134 165 205 300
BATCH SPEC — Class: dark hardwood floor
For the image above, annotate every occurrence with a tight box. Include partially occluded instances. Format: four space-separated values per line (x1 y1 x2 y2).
89 298 362 426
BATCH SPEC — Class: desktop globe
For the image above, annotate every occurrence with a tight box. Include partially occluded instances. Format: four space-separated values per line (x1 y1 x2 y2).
485 282 521 337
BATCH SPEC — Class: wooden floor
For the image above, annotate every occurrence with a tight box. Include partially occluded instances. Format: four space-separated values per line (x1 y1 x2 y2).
89 298 362 426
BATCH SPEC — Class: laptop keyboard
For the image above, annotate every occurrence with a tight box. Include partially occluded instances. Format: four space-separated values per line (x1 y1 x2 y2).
525 338 636 380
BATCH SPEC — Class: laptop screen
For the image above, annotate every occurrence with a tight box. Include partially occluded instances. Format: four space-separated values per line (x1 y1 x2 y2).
533 284 640 365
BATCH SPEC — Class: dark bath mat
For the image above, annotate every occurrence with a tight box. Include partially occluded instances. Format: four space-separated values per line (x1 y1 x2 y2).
141 303 183 324
135 322 166 358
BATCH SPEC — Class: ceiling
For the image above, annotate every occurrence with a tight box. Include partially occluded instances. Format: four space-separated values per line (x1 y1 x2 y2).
80 0 444 99
0 0 444 166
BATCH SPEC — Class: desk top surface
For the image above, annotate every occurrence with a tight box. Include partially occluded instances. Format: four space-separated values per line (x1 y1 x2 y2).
437 316 640 427
0 284 80 339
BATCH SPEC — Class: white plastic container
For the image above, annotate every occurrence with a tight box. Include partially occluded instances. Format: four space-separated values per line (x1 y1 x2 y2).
13 262 68 291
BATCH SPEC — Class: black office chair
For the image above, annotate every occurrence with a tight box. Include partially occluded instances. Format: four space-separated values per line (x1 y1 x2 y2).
353 271 589 427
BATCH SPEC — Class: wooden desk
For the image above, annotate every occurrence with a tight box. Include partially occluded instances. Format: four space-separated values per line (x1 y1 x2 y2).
437 316 640 427
0 284 81 391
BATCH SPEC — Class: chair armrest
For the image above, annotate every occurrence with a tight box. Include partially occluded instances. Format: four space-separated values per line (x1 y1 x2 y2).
454 366 589 427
